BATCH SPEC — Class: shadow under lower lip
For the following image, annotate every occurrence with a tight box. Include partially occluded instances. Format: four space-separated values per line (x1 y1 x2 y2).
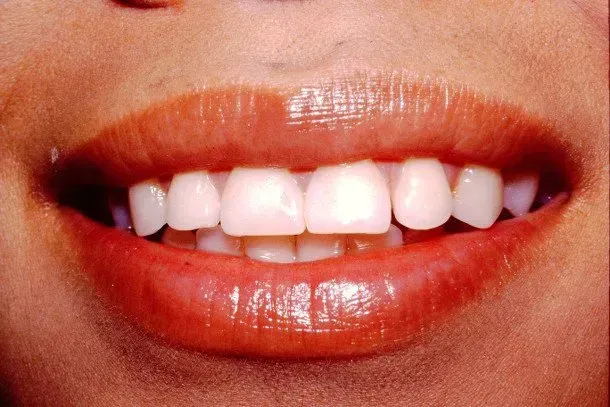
58 194 567 358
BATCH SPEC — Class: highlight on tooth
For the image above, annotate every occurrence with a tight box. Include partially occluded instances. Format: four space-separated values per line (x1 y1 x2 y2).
304 159 392 234
115 158 554 263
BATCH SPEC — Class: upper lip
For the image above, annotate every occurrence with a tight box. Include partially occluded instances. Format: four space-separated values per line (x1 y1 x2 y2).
55 72 574 358
56 73 575 187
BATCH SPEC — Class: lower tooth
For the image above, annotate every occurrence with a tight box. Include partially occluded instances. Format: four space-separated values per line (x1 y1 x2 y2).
296 232 346 262
347 224 403 253
244 235 296 263
162 228 196 250
196 226 243 256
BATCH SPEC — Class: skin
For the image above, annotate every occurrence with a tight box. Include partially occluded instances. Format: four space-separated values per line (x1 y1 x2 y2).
0 0 608 405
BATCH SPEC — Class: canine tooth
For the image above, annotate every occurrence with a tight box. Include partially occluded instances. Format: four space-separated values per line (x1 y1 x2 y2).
452 165 503 229
244 236 296 263
128 179 167 236
166 171 220 230
304 159 391 234
162 228 196 249
196 226 243 256
220 168 305 236
503 171 540 217
391 158 452 230
296 232 346 262
347 224 403 252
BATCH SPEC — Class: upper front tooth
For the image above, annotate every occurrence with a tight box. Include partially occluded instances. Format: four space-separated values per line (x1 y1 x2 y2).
304 159 391 234
220 168 306 236
452 165 504 229
391 158 452 230
129 178 167 236
503 170 540 217
166 171 221 231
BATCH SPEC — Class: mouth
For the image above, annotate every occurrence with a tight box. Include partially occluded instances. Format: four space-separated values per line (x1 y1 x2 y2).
53 73 574 358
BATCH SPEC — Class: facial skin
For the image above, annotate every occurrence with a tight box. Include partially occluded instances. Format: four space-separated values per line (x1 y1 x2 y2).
0 0 608 405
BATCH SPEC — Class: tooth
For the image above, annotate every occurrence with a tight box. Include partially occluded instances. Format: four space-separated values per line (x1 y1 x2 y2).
503 171 540 217
304 159 391 234
128 179 167 236
296 232 346 262
391 158 452 230
162 228 196 250
166 171 220 231
347 224 403 252
108 191 132 230
220 168 305 236
244 236 296 263
196 226 243 256
452 165 503 229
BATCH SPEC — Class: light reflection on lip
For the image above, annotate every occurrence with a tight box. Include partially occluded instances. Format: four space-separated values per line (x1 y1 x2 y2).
55 72 578 188
60 195 566 357
55 74 576 358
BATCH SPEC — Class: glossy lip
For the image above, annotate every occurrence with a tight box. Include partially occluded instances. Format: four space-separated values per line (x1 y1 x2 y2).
55 73 576 358
56 73 576 187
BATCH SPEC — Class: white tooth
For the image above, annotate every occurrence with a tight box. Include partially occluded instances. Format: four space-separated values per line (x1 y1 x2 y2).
128 179 167 236
347 224 403 252
304 159 391 234
220 168 305 236
452 165 503 229
209 171 230 195
391 158 452 230
196 226 243 256
166 171 220 230
162 228 196 250
296 232 346 262
244 236 296 263
503 171 540 217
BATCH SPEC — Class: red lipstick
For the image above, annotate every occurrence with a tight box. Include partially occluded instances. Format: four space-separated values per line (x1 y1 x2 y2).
56 74 573 358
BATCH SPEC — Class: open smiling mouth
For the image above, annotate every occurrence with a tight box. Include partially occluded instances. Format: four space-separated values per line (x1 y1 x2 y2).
53 73 574 358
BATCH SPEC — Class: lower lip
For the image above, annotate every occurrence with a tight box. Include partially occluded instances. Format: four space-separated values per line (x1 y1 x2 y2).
60 198 564 358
